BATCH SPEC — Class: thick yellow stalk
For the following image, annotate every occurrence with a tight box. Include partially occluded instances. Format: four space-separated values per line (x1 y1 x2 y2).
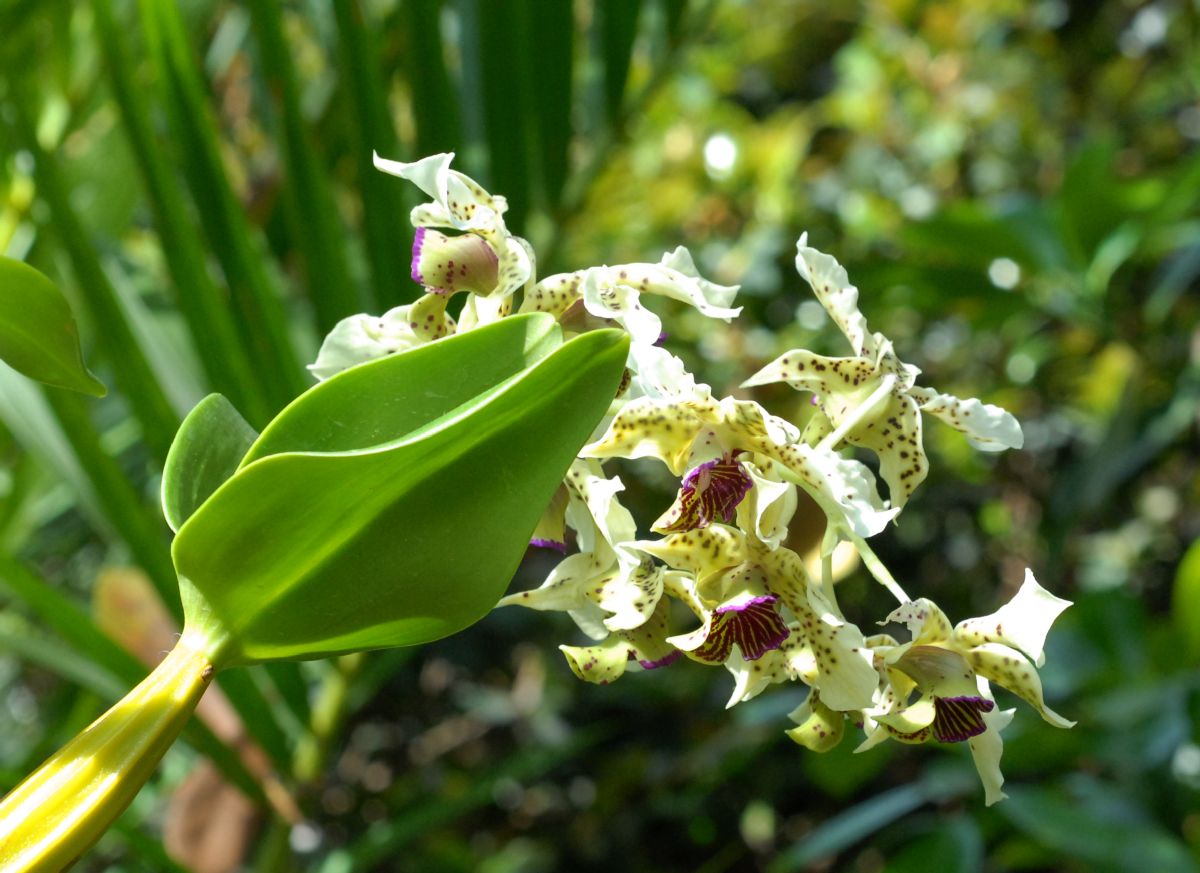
0 638 214 872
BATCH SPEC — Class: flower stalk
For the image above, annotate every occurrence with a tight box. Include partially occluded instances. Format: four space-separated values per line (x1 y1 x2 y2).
0 637 215 871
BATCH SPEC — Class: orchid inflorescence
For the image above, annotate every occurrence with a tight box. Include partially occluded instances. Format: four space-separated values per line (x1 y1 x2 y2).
312 152 1074 805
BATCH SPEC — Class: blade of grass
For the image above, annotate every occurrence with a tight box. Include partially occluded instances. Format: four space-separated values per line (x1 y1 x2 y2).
4 94 180 463
599 0 642 128
39 387 180 617
140 0 306 410
402 0 463 158
245 0 362 334
91 0 272 427
332 0 412 310
472 0 533 231
525 0 574 213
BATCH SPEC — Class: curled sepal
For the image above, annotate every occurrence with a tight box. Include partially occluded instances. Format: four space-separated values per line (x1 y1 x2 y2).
794 232 876 358
773 441 898 538
736 460 798 551
786 695 846 753
954 569 1071 667
910 385 1023 451
967 643 1076 728
560 603 680 684
308 293 454 380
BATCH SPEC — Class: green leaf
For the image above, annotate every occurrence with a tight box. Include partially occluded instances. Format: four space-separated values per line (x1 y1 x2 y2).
0 257 105 396
162 394 259 534
174 317 628 665
242 313 562 462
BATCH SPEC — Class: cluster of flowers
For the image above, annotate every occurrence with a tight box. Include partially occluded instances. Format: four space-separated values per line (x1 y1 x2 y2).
312 153 1074 804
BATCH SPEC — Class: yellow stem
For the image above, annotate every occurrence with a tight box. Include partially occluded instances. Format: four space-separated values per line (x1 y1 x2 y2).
0 638 214 872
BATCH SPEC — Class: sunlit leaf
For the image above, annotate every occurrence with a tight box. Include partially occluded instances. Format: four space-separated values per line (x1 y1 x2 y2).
174 315 629 665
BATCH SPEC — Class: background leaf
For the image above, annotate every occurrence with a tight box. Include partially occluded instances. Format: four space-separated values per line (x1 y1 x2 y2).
0 257 104 396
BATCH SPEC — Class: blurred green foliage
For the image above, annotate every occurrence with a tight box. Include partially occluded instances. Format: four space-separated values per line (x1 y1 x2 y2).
0 0 1197 871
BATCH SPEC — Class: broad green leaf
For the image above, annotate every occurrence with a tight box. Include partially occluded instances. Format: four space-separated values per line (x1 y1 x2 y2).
162 394 259 533
0 257 105 396
243 313 561 462
174 322 629 665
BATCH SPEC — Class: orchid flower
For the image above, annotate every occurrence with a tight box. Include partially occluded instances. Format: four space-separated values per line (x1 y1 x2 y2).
854 570 1073 804
374 152 535 303
743 234 1023 506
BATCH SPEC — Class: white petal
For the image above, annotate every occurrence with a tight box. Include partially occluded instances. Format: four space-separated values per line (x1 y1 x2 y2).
909 386 1023 451
738 460 797 550
954 568 1071 667
773 443 898 538
795 233 876 358
307 297 453 380
581 267 664 346
655 246 741 317
968 679 1015 806
374 151 504 234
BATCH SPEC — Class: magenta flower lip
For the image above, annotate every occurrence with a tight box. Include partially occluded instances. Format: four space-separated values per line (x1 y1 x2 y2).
529 538 568 554
931 695 996 743
658 453 753 533
695 594 789 663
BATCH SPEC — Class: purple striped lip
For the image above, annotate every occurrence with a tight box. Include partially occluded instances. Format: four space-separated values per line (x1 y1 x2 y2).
529 538 568 554
694 594 789 663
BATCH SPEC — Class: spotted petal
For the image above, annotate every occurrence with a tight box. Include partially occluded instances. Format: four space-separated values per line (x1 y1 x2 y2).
910 386 1023 451
374 151 504 235
776 582 878 711
308 293 454 380
742 350 877 397
843 391 927 508
968 680 1015 806
786 694 846 752
795 233 876 358
954 569 1071 668
772 442 898 538
580 397 709 475
967 642 1075 728
634 525 747 587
